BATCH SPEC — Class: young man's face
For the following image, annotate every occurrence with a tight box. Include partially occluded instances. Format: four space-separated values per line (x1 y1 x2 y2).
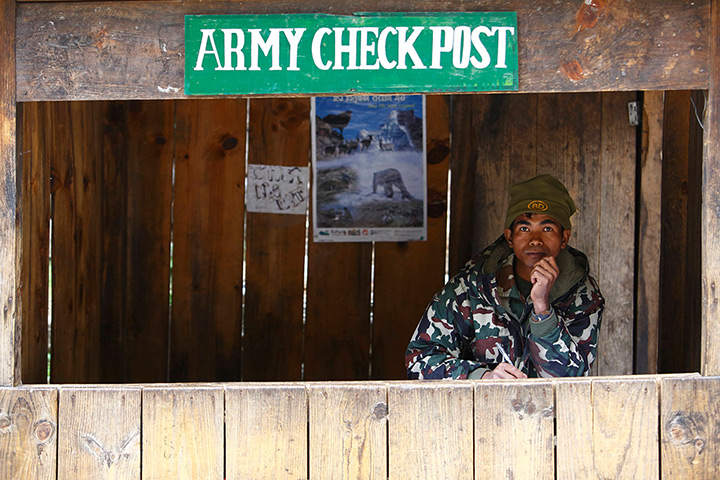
503 213 571 281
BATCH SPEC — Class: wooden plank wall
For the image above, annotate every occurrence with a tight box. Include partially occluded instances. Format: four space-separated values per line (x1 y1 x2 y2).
0 0 17 386
1 375 718 479
453 92 637 376
20 92 642 383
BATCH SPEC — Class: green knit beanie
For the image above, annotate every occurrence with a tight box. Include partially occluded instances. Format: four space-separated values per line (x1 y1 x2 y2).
504 174 576 230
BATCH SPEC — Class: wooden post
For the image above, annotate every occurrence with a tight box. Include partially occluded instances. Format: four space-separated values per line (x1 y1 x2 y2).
0 0 17 386
702 0 720 376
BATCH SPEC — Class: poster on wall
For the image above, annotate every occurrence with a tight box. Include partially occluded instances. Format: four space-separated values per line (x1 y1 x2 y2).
312 95 427 242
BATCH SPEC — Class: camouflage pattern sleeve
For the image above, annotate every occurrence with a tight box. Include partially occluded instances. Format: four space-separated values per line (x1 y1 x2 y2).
525 276 604 377
405 279 488 379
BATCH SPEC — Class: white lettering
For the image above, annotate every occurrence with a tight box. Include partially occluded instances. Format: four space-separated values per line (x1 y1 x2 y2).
378 27 397 69
312 28 332 70
333 28 357 70
283 28 306 71
249 28 282 71
194 29 222 71
358 27 380 70
493 26 515 68
470 26 492 69
396 26 426 70
221 29 246 71
453 26 471 68
429 26 453 69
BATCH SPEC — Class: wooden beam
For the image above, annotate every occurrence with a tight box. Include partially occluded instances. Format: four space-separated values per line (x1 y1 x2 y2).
0 0 17 386
701 0 720 376
15 0 710 101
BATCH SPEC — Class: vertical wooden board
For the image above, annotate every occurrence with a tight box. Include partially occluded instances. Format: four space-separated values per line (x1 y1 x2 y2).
243 98 309 381
304 241 372 380
537 93 602 274
58 387 140 480
474 381 554 480
388 382 472 479
0 0 17 385
661 376 720 479
20 102 51 384
372 95 449 380
227 384 307 479
0 387 57 479
636 91 664 374
171 98 246 382
142 386 223 480
555 380 593 480
660 91 692 373
685 90 704 373
702 0 720 377
51 101 103 384
97 101 129 383
448 94 475 275
597 92 637 376
120 100 174 383
309 383 387 480
472 94 538 252
592 378 659 479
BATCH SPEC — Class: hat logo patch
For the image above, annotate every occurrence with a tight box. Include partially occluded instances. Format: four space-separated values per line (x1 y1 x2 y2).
528 200 548 211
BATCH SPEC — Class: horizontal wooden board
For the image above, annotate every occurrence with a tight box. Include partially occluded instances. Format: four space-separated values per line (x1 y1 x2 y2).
15 0 710 101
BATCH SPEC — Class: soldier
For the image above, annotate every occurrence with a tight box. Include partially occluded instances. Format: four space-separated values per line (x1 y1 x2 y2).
406 174 604 379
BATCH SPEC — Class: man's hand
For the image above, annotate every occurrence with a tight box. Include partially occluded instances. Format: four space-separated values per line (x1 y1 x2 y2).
529 256 560 314
482 363 528 379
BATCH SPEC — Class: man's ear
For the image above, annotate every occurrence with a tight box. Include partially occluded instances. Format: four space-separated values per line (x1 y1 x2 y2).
504 228 513 247
561 229 571 248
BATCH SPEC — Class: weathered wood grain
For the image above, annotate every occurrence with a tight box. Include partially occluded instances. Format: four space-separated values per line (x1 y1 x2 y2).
304 241 372 380
0 0 17 386
58 387 141 480
475 381 554 480
308 383 386 480
448 94 476 275
372 95 449 380
15 1 710 101
0 387 57 479
661 91 703 374
592 378 659 479
50 102 103 384
20 102 51 384
661 376 720 479
243 98 308 381
121 101 174 382
701 0 720 376
388 382 472 479
555 379 593 480
171 99 246 382
226 384 307 479
636 90 663 374
597 91 637 376
472 93 537 252
142 386 223 480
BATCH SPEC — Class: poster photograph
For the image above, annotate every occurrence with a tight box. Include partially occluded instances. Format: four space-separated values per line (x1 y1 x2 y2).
312 94 427 242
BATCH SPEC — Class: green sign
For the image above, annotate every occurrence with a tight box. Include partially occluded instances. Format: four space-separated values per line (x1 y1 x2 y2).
185 13 518 95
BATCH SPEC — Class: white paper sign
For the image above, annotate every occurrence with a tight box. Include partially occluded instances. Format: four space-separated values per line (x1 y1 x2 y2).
246 164 309 215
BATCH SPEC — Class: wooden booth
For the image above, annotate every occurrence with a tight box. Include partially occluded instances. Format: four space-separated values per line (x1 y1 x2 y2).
1 0 720 478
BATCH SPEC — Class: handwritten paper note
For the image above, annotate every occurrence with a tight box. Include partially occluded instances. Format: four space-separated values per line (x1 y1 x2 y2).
246 164 309 215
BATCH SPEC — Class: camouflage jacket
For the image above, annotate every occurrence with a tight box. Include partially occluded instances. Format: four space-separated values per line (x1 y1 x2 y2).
406 236 604 379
